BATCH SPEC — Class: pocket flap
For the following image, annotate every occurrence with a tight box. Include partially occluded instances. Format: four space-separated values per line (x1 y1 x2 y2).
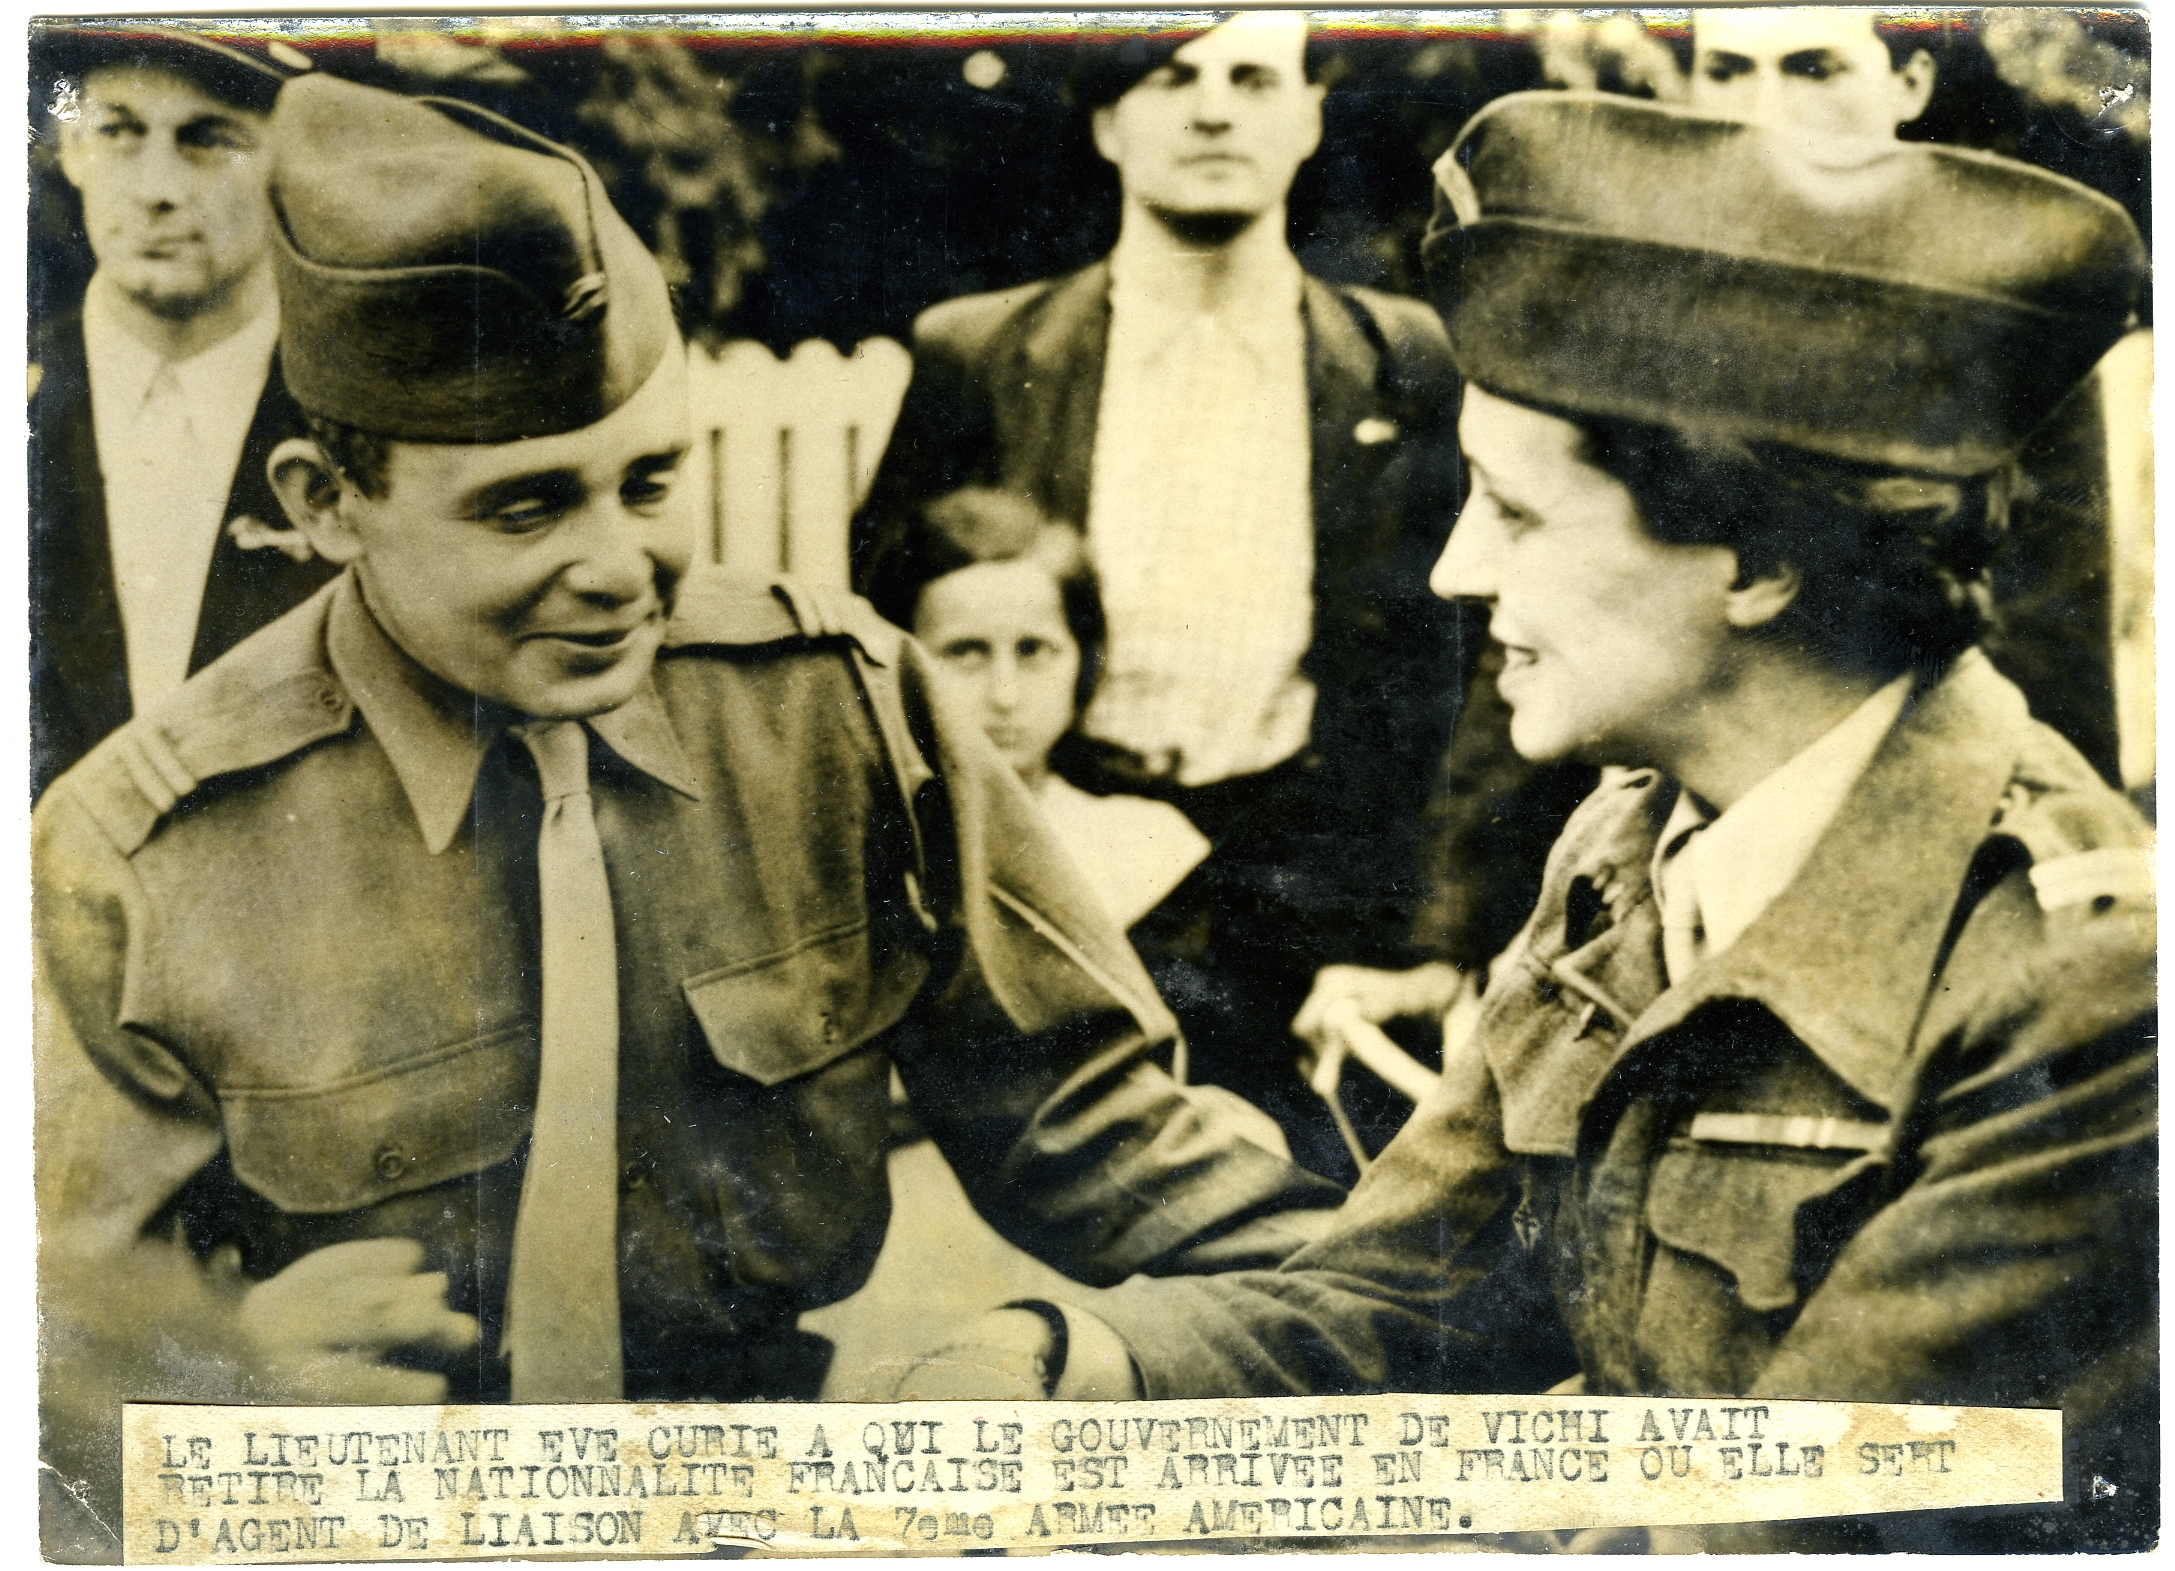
684 922 921 1088
1647 1141 1877 1313
220 1024 535 1214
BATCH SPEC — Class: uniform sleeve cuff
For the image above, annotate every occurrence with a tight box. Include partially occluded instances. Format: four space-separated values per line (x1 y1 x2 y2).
1006 1299 1144 1399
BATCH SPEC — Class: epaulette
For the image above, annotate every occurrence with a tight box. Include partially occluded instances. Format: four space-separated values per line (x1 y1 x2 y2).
61 590 353 856
1987 751 2156 914
664 569 901 667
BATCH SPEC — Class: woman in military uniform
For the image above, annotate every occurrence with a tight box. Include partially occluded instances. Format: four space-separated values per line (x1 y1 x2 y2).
948 92 2156 1551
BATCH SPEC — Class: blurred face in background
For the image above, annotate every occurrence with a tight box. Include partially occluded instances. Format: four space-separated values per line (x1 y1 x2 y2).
1092 13 1324 228
59 64 274 320
914 560 1082 789
1692 10 1935 143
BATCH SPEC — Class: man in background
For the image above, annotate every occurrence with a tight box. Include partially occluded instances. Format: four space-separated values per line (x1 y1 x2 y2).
1689 7 2129 787
853 12 1470 1178
1689 7 1935 139
30 26 334 798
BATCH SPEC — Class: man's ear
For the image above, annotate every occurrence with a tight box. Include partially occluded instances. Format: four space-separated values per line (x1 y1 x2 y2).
1893 48 1937 127
54 116 89 190
1725 560 1802 632
1296 79 1327 162
266 438 365 566
1090 103 1122 167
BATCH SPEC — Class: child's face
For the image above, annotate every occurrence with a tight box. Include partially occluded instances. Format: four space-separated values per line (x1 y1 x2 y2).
914 560 1083 783
332 350 695 720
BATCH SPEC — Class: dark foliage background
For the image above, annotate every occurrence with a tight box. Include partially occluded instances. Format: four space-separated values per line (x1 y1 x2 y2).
28 11 2152 352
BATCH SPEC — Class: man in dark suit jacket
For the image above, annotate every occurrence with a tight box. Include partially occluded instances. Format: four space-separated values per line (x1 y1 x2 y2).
30 26 335 799
853 15 1480 1178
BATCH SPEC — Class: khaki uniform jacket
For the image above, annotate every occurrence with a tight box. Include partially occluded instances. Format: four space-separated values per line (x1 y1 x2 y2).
1086 652 2155 1548
36 571 1341 1521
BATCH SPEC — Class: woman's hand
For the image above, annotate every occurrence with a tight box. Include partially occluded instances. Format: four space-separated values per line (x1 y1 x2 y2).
1293 962 1470 1102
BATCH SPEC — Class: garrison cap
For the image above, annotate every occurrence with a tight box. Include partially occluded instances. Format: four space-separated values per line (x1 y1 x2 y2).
34 23 306 114
267 73 672 444
1421 92 2147 476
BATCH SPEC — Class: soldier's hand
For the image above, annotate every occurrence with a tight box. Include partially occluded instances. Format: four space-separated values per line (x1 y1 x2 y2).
233 1237 479 1403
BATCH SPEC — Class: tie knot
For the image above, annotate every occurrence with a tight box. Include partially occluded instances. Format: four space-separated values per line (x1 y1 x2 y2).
515 720 592 802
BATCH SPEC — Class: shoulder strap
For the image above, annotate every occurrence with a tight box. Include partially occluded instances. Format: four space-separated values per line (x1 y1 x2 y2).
664 569 903 666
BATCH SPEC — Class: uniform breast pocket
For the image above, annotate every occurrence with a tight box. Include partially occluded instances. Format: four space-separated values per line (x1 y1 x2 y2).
219 1022 536 1214
1646 1140 1885 1314
680 922 925 1302
683 920 923 1088
1637 1138 1887 1394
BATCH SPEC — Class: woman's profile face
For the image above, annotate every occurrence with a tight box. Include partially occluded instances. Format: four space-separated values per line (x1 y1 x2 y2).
1430 387 1742 770
913 560 1083 786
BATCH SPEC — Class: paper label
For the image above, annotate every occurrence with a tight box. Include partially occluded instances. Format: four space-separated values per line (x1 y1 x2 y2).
121 1394 2061 1560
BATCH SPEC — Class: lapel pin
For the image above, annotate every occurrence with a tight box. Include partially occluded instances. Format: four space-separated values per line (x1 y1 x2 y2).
227 514 317 563
1354 417 1398 445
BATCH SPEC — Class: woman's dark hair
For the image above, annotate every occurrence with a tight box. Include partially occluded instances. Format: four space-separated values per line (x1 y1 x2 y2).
1570 413 2010 678
866 486 1106 714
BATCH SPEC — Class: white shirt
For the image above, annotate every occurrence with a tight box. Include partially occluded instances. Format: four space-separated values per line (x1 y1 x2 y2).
1652 674 1915 974
1081 224 1316 788
83 275 280 711
1033 776 1211 931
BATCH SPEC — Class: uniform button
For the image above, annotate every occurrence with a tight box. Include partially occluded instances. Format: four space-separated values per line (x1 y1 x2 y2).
317 686 344 712
374 1142 409 1181
820 1015 840 1045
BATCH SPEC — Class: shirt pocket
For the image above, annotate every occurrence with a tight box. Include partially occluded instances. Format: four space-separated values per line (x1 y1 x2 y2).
683 919 923 1088
219 1022 535 1214
1645 1140 1884 1313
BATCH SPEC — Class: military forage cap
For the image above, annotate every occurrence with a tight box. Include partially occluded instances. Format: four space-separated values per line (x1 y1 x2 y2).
1421 92 2147 477
268 74 672 444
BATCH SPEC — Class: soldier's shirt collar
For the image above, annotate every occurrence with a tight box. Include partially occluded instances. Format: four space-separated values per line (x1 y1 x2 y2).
324 571 700 854
1620 650 2029 1108
1647 672 1913 973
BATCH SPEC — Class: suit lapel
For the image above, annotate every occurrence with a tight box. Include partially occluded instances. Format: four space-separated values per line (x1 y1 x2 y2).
190 349 335 673
1303 278 1380 463
1005 262 1110 528
1302 277 1417 685
28 313 131 792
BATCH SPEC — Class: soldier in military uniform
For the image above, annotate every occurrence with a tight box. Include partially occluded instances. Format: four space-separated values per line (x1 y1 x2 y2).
32 73 1343 1556
926 95 2156 1550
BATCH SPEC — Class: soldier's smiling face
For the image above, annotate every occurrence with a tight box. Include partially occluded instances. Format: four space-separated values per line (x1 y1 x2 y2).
322 350 696 720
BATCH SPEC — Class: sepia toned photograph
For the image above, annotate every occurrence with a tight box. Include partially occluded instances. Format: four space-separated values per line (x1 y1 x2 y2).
26 6 2155 1560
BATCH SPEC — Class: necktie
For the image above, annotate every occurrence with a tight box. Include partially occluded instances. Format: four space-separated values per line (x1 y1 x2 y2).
502 720 625 1400
1655 822 1708 987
